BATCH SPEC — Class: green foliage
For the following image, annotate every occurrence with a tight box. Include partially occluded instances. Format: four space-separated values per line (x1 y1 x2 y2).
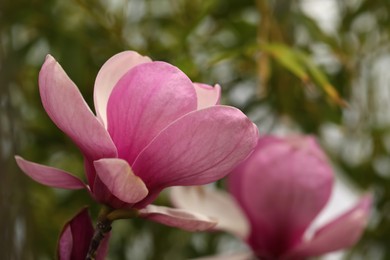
1 0 390 259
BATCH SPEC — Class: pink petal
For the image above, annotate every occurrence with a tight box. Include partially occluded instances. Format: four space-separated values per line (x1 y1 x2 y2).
228 135 333 255
170 186 249 239
193 83 221 109
94 51 152 126
15 155 86 190
139 205 217 231
58 208 110 260
93 158 148 204
132 106 258 197
107 61 197 164
58 225 72 260
286 195 372 258
58 208 92 260
39 55 117 165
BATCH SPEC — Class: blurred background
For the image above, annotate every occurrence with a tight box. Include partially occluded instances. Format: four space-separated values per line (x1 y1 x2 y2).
1 0 389 259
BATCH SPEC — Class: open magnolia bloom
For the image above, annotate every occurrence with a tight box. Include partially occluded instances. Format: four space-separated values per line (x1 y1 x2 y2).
15 51 259 232
171 135 372 260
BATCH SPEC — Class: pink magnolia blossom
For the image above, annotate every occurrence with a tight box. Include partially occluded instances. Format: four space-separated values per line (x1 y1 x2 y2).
172 135 371 260
15 51 259 231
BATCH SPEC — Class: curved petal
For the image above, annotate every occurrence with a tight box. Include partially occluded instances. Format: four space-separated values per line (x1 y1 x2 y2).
58 225 72 260
58 208 110 260
94 51 152 126
228 135 333 255
93 158 148 204
286 195 372 258
194 83 221 109
107 61 197 164
132 105 259 192
15 156 86 190
58 208 93 260
170 186 249 239
139 205 217 231
39 55 117 163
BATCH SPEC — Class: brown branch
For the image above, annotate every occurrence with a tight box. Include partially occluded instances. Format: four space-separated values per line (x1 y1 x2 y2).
85 219 112 260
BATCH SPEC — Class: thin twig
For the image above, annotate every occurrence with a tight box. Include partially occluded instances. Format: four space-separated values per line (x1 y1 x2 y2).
85 219 112 260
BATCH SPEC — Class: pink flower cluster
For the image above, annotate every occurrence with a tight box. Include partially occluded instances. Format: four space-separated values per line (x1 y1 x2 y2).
15 51 370 260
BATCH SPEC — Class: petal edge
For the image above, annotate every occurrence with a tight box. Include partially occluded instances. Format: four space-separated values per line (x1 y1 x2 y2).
94 51 152 126
171 186 250 239
15 155 86 190
94 158 148 204
194 83 221 109
139 205 217 231
286 195 372 258
39 55 117 162
132 106 259 191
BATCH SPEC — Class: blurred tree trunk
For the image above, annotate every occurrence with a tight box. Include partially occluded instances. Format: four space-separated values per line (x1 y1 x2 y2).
0 45 34 260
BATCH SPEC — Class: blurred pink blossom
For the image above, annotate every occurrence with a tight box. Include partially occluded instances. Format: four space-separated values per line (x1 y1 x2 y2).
172 135 371 260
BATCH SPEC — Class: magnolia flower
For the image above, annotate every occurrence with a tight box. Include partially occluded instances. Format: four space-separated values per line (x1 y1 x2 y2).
172 135 371 260
15 51 259 231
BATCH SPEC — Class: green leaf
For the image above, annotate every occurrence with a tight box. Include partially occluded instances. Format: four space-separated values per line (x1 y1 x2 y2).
261 42 346 106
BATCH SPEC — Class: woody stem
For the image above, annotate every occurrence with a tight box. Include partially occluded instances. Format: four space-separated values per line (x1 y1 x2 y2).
85 207 113 260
